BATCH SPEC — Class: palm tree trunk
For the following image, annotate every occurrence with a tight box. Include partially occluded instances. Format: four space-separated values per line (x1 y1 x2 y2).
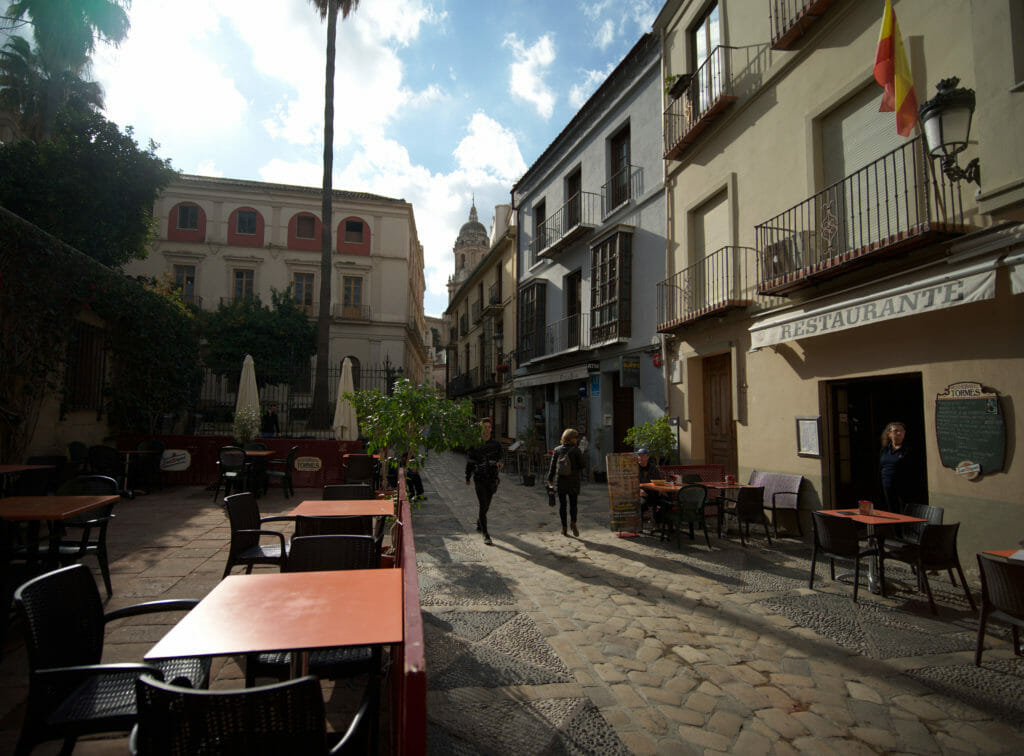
309 0 339 429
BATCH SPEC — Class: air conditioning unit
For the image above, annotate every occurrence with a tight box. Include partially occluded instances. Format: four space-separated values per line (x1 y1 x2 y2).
761 230 813 279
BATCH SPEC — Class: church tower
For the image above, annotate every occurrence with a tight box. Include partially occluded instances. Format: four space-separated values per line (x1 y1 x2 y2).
447 199 490 302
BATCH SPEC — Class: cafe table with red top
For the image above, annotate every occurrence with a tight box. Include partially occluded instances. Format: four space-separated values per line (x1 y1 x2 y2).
290 499 393 518
819 508 926 595
0 463 56 497
146 569 403 677
0 494 119 563
983 549 1024 560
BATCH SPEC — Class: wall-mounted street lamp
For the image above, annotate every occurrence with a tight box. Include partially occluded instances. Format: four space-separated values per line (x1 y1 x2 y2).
918 77 981 186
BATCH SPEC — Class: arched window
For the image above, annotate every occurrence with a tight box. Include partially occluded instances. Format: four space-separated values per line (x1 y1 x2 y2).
167 202 206 242
337 216 371 255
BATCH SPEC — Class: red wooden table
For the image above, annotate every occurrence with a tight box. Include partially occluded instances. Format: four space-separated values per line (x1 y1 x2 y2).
145 569 403 676
290 499 393 518
0 494 120 563
820 508 926 594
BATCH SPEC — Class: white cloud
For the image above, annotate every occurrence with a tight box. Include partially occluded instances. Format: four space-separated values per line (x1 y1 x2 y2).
259 158 322 188
595 20 615 50
195 160 224 177
502 33 557 119
453 113 526 183
569 65 615 109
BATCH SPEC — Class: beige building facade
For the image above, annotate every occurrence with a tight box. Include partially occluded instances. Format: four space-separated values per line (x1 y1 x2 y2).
444 204 518 441
654 0 1022 557
125 175 428 384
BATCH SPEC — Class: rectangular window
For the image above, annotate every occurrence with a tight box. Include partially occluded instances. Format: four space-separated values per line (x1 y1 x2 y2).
533 200 547 262
342 276 363 318
64 321 105 413
296 214 316 239
233 269 254 301
293 272 314 312
177 205 198 230
565 168 582 228
692 3 722 111
517 281 546 362
237 210 258 235
609 127 631 208
591 231 632 343
173 264 196 305
344 220 364 243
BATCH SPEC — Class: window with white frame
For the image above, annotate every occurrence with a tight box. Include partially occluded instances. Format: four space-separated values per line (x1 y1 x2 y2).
233 269 254 301
293 272 314 313
173 264 197 305
342 275 363 318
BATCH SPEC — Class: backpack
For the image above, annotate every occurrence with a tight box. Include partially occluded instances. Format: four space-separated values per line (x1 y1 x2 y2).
556 448 573 477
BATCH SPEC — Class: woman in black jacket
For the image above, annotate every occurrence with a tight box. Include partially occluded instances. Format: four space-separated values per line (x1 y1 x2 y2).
465 417 503 545
547 428 586 537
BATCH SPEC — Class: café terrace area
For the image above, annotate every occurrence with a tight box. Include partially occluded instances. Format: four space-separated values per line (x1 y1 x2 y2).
1 450 1023 754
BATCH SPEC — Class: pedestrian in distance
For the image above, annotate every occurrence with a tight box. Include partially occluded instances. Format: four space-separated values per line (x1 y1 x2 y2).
466 417 503 545
548 428 585 537
261 403 280 437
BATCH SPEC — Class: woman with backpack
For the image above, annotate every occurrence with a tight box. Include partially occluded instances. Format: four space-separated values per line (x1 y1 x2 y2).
547 428 586 537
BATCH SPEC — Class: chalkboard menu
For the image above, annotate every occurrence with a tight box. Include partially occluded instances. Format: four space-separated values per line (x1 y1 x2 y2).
935 382 1005 478
605 453 641 533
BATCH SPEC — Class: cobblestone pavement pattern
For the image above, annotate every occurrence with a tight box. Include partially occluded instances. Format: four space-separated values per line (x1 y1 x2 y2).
0 452 1022 754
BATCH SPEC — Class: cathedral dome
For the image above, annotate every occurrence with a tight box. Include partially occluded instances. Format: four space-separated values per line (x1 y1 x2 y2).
454 203 489 250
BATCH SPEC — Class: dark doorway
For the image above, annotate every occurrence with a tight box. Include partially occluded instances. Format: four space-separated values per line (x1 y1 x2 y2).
612 373 634 452
702 353 736 474
827 373 927 508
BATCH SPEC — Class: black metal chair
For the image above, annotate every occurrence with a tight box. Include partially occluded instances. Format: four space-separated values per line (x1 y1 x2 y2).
245 535 382 689
131 674 372 755
87 444 125 492
296 514 374 538
135 439 166 492
975 553 1024 666
664 484 712 548
892 502 943 546
323 483 374 500
884 522 976 615
221 492 295 578
53 474 120 597
214 445 249 501
722 486 771 547
12 455 68 495
342 454 376 487
265 445 299 498
13 564 210 756
809 511 879 602
67 441 89 475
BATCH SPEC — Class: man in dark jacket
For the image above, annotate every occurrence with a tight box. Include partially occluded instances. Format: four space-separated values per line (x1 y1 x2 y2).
465 417 503 545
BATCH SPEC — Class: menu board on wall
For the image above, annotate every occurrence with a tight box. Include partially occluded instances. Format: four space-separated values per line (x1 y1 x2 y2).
605 452 641 533
934 382 1005 478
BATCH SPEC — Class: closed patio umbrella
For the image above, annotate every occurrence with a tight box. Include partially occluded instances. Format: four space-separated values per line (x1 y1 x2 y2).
235 354 260 420
333 357 359 441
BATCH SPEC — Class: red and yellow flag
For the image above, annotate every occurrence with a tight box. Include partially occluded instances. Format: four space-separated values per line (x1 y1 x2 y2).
873 0 918 136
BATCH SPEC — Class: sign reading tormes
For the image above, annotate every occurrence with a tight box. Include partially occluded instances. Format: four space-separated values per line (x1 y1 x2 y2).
934 382 1005 478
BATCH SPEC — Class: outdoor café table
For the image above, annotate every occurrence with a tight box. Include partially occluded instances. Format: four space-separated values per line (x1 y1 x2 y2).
983 549 1024 560
291 499 393 518
819 508 926 595
0 493 119 564
145 569 403 678
117 448 160 498
242 449 277 496
0 464 55 498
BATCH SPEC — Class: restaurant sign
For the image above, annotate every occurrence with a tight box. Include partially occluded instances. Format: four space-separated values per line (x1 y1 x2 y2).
160 449 191 471
934 382 1005 478
295 456 323 472
605 452 641 534
620 356 641 388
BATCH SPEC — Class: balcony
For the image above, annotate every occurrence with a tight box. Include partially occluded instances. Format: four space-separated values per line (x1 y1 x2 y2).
331 303 371 320
601 168 641 216
518 312 630 364
459 314 468 336
531 191 602 260
656 246 782 331
755 137 967 295
484 283 502 312
664 46 738 160
471 299 482 323
769 0 839 50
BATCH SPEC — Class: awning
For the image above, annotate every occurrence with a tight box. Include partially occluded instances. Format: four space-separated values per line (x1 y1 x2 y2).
1006 250 1024 295
513 364 591 389
749 256 1000 350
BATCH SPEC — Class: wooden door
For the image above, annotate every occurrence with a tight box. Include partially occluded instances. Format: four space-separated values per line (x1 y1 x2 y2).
702 353 736 473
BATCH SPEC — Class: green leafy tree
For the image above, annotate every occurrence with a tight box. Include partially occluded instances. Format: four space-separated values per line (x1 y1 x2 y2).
307 0 361 430
0 108 175 266
201 289 316 388
623 416 678 464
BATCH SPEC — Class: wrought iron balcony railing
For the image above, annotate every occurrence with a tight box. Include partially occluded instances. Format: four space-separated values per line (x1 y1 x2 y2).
486 283 501 309
601 167 642 215
331 303 371 320
656 246 780 331
664 46 737 160
471 299 482 323
530 190 603 260
769 0 839 50
517 311 630 364
755 136 967 295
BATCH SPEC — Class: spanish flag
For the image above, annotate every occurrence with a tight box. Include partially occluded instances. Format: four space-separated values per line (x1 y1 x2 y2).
873 0 918 137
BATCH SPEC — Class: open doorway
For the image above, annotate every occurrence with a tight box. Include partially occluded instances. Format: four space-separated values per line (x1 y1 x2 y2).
827 373 927 508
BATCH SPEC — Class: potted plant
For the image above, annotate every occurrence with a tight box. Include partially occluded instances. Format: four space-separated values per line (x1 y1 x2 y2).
623 416 678 466
232 405 260 446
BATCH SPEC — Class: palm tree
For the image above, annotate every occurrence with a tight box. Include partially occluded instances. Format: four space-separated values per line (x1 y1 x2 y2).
1 0 129 139
307 0 360 429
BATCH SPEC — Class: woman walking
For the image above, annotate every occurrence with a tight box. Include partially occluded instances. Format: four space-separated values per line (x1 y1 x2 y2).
466 417 503 545
547 428 585 537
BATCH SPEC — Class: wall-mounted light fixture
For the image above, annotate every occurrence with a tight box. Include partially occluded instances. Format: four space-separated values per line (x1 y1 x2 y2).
918 77 981 186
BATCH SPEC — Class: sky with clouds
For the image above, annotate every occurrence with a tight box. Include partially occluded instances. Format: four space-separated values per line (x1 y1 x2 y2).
86 0 658 317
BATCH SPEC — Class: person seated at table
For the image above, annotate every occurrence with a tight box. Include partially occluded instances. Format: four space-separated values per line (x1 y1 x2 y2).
636 448 666 528
386 453 425 499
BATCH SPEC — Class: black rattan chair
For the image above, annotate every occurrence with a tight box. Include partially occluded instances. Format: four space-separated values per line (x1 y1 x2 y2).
296 514 373 538
975 553 1024 666
131 674 372 755
135 439 166 492
54 475 120 597
214 446 249 501
323 483 374 500
221 492 295 578
341 454 376 487
665 484 712 548
13 564 210 756
87 444 125 493
884 522 976 615
265 445 299 499
809 511 879 602
722 486 771 547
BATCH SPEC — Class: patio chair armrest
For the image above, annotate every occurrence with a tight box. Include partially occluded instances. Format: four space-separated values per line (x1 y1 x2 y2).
261 515 298 526
771 490 799 507
236 527 288 550
34 662 165 687
105 599 201 623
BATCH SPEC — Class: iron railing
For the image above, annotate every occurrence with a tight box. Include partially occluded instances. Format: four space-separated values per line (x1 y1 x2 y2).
769 0 838 50
656 246 779 330
601 167 642 214
664 46 737 159
518 311 630 363
531 191 603 259
754 136 965 293
471 299 482 323
331 303 371 320
487 283 501 307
